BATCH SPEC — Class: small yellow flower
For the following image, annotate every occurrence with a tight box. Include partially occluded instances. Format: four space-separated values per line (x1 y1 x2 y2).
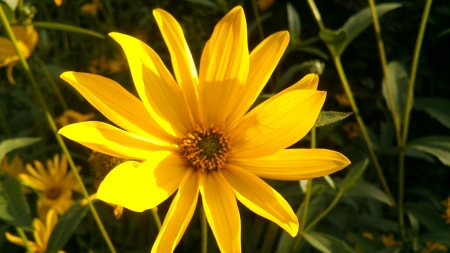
441 196 450 224
381 233 401 248
19 154 81 218
54 0 62 7
257 0 275 11
421 241 447 253
58 6 350 252
80 0 101 15
0 154 25 178
6 209 65 253
0 22 38 84
55 109 95 128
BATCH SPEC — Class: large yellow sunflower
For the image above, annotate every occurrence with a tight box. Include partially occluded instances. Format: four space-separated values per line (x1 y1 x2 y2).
19 154 81 219
58 6 350 252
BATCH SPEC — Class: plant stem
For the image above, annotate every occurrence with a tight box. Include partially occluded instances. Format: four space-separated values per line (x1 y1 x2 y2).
150 208 161 230
200 206 207 253
398 0 433 243
16 227 33 253
333 56 396 206
250 0 265 41
367 0 401 146
304 191 343 233
0 6 116 253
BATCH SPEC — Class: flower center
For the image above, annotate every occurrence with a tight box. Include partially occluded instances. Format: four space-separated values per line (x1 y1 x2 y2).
45 185 62 200
181 125 230 172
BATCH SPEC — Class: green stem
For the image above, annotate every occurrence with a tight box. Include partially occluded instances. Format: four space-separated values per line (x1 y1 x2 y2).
33 56 69 112
201 206 207 253
0 6 116 253
250 0 265 41
16 227 33 253
303 191 343 233
367 0 401 146
306 0 325 30
0 108 12 137
150 208 161 230
398 0 433 243
333 56 396 206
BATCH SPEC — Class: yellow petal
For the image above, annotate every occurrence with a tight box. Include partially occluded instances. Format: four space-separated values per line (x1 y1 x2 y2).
60 71 174 143
152 168 199 253
199 171 241 253
19 173 46 191
0 37 19 67
229 149 350 180
198 6 249 125
45 209 58 241
110 32 192 137
221 164 298 236
97 152 188 212
12 25 38 52
231 90 326 151
33 218 45 248
59 121 175 160
226 31 290 128
5 232 25 246
153 9 200 122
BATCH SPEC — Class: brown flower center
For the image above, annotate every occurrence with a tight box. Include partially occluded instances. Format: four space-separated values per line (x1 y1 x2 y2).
180 125 230 172
45 185 62 199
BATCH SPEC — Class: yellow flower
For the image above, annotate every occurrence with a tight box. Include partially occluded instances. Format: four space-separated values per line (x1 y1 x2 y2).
0 22 38 84
19 154 81 218
0 154 25 178
6 209 65 253
54 109 95 128
381 233 401 248
58 6 350 252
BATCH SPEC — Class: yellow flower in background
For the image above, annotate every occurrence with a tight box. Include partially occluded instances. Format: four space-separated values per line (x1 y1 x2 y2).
6 209 66 253
0 154 26 178
54 0 62 7
257 0 275 11
58 6 350 252
19 154 81 219
0 22 38 84
55 109 95 128
80 0 101 16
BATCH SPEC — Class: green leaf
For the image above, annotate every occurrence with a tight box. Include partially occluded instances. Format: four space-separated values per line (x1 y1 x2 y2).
415 97 450 129
339 159 369 191
407 212 420 237
405 202 447 231
320 4 401 57
344 180 394 206
0 174 32 230
2 0 19 10
296 46 329 60
304 231 356 253
183 0 220 11
314 111 353 127
418 228 450 247
438 27 450 37
382 61 409 127
376 247 402 253
0 2 14 22
287 3 301 41
46 199 96 253
32 22 105 39
407 136 450 166
0 137 41 163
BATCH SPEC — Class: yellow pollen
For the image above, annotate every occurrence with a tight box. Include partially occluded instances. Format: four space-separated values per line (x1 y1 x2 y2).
180 125 230 172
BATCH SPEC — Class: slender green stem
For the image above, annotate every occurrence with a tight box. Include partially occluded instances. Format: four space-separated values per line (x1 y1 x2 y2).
306 0 325 30
397 0 433 243
33 56 68 112
16 227 33 253
150 208 161 230
333 56 396 206
0 108 12 137
401 0 433 145
304 191 343 233
367 0 401 146
250 0 265 41
0 6 116 253
200 207 207 253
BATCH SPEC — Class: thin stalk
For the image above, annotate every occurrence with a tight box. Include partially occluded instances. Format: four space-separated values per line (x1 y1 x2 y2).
200 207 207 253
398 0 433 243
16 227 33 253
333 56 396 206
0 6 116 253
250 0 265 41
367 0 401 146
306 0 325 30
33 56 68 111
0 108 12 137
150 208 161 230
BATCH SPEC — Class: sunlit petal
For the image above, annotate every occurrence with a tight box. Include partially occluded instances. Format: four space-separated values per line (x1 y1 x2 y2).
97 152 188 212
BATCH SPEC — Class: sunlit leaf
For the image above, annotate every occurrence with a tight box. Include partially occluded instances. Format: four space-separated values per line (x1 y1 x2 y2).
304 231 356 253
3 0 19 10
32 22 105 39
0 137 40 163
415 97 450 129
287 3 301 41
407 136 450 166
46 199 97 253
0 174 32 230
314 111 352 127
382 61 409 127
0 2 14 22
